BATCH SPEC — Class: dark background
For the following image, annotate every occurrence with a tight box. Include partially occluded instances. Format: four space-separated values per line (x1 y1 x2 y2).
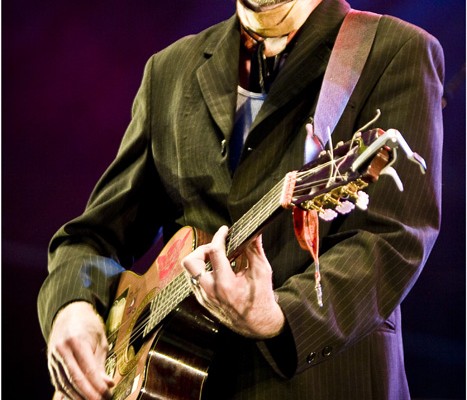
3 0 465 398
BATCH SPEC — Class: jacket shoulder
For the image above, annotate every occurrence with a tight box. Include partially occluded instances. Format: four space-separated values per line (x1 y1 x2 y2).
377 14 442 49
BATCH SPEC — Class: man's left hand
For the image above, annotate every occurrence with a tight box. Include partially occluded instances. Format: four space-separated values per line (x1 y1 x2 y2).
182 226 285 339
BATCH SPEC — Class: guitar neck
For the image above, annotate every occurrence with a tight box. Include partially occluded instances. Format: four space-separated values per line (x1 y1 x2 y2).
225 177 286 261
143 178 286 336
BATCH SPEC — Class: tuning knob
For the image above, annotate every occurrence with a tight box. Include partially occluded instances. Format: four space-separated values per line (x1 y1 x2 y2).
355 191 369 210
319 208 338 221
336 200 355 214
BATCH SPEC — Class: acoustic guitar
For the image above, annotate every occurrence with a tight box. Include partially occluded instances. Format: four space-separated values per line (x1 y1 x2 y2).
103 128 426 399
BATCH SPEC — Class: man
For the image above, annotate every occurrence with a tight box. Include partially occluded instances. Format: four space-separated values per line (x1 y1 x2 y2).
39 0 444 399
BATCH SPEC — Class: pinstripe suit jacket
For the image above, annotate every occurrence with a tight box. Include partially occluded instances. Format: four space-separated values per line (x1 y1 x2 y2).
38 0 444 398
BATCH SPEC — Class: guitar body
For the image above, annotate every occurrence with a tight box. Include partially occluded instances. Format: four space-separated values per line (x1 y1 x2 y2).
106 226 219 400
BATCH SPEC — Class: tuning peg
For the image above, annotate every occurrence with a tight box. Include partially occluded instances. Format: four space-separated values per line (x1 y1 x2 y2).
356 191 369 210
319 208 338 221
336 200 355 214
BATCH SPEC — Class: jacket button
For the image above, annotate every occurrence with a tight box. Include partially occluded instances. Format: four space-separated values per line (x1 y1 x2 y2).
306 352 317 364
322 346 333 357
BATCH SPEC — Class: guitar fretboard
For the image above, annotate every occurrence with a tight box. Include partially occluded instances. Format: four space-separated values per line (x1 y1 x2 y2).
143 273 192 336
226 177 286 258
143 177 287 337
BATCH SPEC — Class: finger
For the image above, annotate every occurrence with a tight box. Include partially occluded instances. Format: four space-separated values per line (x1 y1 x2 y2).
182 246 220 307
94 334 115 388
52 391 67 400
190 272 229 323
181 244 210 278
190 273 209 303
190 279 206 304
72 341 114 398
209 226 234 279
50 352 85 399
196 283 229 321
247 234 265 257
49 360 67 398
48 354 61 390
54 390 70 400
189 269 221 309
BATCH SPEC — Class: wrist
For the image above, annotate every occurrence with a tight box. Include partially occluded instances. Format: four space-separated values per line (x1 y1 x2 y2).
248 299 285 339
265 301 286 337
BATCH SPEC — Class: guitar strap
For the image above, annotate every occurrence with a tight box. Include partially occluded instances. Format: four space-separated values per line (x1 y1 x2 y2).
300 9 381 307
305 9 382 163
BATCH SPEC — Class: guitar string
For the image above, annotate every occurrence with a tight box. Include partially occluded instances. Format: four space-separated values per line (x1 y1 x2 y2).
224 151 353 252
226 137 363 251
104 147 360 369
105 272 192 370
226 181 285 254
226 150 358 252
103 178 289 367
104 179 288 367
104 176 342 369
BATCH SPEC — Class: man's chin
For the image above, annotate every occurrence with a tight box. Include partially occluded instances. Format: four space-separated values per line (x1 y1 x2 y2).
240 0 294 11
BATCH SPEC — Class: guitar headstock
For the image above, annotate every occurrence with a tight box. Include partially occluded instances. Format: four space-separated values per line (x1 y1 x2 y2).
282 128 426 221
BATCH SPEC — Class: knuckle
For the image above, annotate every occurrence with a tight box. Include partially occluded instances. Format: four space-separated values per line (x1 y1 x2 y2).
53 341 68 357
68 371 83 386
208 243 220 255
180 255 191 268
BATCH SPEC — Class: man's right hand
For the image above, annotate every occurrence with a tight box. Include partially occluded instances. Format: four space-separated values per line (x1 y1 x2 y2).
47 301 114 400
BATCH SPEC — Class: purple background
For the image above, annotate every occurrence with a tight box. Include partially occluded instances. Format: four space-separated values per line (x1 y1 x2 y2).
3 1 465 398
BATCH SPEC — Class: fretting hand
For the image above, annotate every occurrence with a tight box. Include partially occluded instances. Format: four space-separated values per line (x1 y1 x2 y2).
182 226 285 339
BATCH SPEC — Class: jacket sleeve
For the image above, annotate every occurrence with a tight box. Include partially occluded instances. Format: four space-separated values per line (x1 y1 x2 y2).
37 56 176 340
259 17 444 376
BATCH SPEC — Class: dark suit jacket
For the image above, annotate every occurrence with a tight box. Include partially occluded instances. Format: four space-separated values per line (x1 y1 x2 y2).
38 0 444 398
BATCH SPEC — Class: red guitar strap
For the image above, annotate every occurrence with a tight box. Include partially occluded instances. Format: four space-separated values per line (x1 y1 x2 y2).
293 208 323 306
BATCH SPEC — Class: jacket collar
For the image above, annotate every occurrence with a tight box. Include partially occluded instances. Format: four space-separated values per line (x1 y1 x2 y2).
196 0 351 140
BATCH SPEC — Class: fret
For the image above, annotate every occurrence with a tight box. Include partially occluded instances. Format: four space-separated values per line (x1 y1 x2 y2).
144 273 193 337
141 178 288 339
226 178 285 258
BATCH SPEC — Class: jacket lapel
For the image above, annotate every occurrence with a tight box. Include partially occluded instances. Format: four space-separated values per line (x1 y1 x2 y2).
196 16 240 141
195 0 350 142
